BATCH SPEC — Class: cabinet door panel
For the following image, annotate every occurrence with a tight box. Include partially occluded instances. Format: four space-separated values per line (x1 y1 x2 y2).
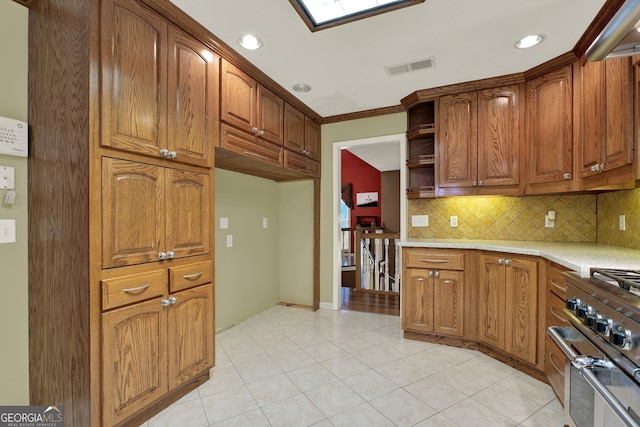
580 60 605 177
102 0 167 156
526 66 573 187
304 117 321 161
165 168 210 259
284 104 305 153
478 86 521 186
102 158 164 268
220 60 257 133
504 258 538 364
168 284 215 388
102 298 168 426
258 85 284 145
433 270 464 337
438 93 477 188
167 26 218 167
603 57 633 170
402 268 434 332
478 256 504 348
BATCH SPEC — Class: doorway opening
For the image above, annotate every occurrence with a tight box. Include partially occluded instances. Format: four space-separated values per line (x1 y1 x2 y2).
331 134 406 314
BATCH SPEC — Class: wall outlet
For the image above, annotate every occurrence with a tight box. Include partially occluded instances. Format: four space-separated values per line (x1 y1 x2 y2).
411 215 429 227
619 215 626 231
263 217 268 228
0 219 16 243
545 215 554 228
220 217 229 229
449 216 458 228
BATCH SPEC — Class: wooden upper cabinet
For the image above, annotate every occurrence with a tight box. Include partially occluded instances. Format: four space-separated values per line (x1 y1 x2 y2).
221 59 285 146
477 85 522 188
167 26 219 167
257 85 284 145
304 117 321 161
580 57 633 182
101 0 167 157
220 60 257 133
438 92 477 188
101 0 217 167
526 65 575 193
284 103 305 153
102 158 210 268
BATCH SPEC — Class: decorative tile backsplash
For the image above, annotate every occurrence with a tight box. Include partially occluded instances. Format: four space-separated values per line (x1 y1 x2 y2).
407 195 598 242
597 187 640 250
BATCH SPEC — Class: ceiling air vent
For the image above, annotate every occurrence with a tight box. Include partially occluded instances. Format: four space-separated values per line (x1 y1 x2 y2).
385 57 435 77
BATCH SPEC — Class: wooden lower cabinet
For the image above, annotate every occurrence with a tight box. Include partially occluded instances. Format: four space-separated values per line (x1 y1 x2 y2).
478 253 539 365
102 283 214 426
544 263 570 404
402 249 465 337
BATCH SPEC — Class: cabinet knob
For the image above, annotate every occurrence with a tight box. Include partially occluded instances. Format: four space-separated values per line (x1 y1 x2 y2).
161 298 171 307
158 252 168 260
477 180 483 186
498 258 505 265
168 151 177 159
504 259 511 266
168 296 177 305
428 270 433 277
599 163 604 172
160 148 169 157
251 127 259 134
257 130 264 137
563 173 572 180
167 251 175 259
472 180 477 186
434 271 440 278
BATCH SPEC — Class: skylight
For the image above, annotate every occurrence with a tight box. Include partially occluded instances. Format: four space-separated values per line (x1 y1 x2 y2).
290 0 425 31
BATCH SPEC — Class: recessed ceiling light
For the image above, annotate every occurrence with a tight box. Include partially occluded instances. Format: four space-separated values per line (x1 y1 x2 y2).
515 34 543 49
293 83 312 93
238 34 262 50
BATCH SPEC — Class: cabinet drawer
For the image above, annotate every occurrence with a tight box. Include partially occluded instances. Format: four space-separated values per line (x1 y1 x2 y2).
547 264 567 300
220 124 282 166
284 150 319 177
169 261 213 292
404 249 464 270
545 290 569 328
102 270 166 311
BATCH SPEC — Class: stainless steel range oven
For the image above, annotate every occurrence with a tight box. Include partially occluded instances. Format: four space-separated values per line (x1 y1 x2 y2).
548 268 640 427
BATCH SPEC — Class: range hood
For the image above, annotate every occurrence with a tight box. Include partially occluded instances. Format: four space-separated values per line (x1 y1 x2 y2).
586 0 640 60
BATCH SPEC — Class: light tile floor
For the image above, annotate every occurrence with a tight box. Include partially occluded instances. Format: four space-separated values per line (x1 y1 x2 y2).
140 305 567 427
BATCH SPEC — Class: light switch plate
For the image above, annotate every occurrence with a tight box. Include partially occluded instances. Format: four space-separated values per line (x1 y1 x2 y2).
411 215 429 227
263 217 268 228
0 219 16 243
226 234 233 247
220 217 229 229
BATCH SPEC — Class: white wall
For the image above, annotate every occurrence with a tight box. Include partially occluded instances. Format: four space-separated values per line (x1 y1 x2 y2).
0 1 29 405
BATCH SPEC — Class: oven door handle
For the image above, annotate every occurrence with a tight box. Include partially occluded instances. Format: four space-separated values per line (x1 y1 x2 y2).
548 326 640 427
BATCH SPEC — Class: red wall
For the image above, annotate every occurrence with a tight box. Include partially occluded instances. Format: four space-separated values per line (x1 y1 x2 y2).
341 150 381 228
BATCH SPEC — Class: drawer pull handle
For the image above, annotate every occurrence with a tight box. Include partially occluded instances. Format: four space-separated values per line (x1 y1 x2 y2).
183 272 203 280
420 259 449 263
548 352 565 377
123 284 151 294
549 306 569 323
550 279 567 293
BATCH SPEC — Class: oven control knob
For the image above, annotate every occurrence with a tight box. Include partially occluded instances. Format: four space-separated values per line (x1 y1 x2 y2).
595 318 610 335
566 298 579 311
586 313 598 328
611 327 631 349
577 304 590 319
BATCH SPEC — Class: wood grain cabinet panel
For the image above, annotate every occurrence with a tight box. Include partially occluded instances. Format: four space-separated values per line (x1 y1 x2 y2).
102 0 218 167
284 103 305 153
258 85 284 145
580 57 633 185
304 116 321 161
220 60 258 134
102 157 210 268
479 253 538 365
167 284 215 389
526 65 576 193
402 249 465 338
438 85 522 195
102 297 168 427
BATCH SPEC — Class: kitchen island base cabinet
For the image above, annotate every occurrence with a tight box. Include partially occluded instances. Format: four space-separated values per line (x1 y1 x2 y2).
402 249 465 338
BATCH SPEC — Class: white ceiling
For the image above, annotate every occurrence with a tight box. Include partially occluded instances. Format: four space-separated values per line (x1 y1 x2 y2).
171 0 606 119
345 142 401 171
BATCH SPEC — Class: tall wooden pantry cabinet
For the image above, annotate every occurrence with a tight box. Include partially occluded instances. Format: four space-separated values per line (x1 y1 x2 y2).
28 0 216 425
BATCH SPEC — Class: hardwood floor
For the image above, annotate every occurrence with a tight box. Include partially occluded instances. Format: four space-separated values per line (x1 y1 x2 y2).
340 287 400 316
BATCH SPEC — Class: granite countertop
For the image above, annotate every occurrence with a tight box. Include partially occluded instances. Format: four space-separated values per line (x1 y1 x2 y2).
399 239 640 277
